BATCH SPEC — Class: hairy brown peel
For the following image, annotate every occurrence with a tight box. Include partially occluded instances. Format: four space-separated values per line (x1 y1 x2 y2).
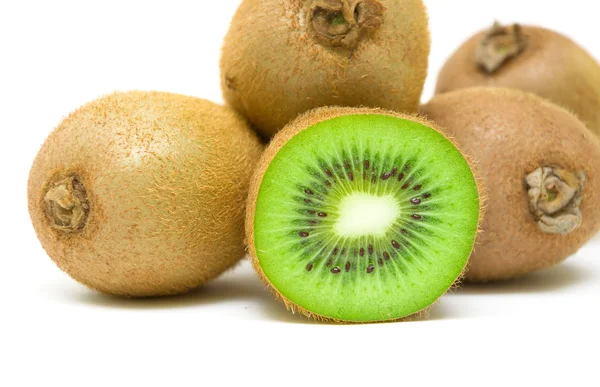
526 166 585 235
436 24 600 137
475 22 528 73
28 91 264 297
220 0 430 138
420 87 600 282
309 0 385 49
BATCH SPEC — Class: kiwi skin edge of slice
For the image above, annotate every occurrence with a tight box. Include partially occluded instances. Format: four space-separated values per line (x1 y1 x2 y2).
245 106 485 324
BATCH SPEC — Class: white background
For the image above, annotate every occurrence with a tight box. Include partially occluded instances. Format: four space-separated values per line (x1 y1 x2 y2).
1 1 599 386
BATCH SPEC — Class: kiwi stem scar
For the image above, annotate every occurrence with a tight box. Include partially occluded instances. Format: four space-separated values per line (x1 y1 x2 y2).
526 166 585 234
44 176 90 233
475 22 528 73
308 0 385 49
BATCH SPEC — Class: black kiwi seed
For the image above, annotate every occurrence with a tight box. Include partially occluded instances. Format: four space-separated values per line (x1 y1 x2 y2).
411 197 422 205
331 267 341 274
367 265 375 274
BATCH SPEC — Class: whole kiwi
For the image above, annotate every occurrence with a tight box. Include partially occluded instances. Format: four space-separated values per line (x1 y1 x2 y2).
28 91 263 297
421 87 600 282
220 0 430 138
436 23 600 137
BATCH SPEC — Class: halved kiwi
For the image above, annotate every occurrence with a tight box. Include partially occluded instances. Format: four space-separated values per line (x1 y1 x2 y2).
246 107 482 322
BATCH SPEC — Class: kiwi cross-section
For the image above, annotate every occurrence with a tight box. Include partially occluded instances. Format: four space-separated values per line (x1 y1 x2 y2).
247 108 481 323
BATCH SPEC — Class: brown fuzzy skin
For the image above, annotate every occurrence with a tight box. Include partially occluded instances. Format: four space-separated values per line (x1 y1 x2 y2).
245 106 483 322
421 87 600 282
28 91 264 297
221 0 430 138
436 25 600 137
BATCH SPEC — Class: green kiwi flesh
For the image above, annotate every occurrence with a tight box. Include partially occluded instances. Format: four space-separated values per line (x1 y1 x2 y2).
251 113 480 322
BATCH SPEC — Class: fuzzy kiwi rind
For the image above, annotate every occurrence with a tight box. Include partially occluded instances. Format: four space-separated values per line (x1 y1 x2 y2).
28 91 264 297
421 87 600 282
436 23 600 137
221 0 431 138
245 107 484 323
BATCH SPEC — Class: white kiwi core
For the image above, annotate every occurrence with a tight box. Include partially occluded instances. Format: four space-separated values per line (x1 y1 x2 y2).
334 193 399 237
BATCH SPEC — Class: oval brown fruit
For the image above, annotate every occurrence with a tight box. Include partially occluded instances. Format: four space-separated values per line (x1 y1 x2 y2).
436 23 600 137
28 91 263 297
220 0 430 138
421 87 600 281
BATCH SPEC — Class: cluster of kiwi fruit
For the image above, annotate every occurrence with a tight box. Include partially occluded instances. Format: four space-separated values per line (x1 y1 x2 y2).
28 0 600 323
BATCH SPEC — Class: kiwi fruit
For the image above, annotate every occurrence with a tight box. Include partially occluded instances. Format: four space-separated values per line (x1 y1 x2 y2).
245 107 482 322
28 91 263 297
421 87 600 282
220 0 430 138
436 22 600 137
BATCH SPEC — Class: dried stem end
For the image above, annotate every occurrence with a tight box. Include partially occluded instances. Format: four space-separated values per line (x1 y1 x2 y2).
526 166 586 235
475 22 528 73
308 0 384 50
44 176 90 233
